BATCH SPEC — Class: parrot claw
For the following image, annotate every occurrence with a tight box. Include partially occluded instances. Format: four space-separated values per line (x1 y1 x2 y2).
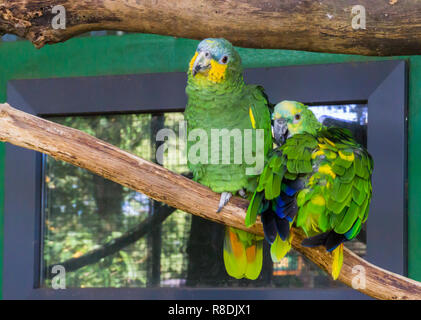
216 192 232 213
238 189 247 198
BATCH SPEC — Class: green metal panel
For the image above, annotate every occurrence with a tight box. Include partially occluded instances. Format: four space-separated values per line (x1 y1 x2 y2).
0 33 420 298
407 59 421 282
0 140 3 299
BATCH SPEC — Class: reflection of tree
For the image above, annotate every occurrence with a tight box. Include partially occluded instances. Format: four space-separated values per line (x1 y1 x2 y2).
92 117 123 227
43 113 191 288
186 217 226 286
93 175 124 229
44 203 175 279
148 114 165 286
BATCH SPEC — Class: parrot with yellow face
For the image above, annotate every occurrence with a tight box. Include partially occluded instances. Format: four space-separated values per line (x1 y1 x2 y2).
184 38 272 279
247 101 373 279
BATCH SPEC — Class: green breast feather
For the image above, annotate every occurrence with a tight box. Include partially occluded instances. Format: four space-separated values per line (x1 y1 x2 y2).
185 84 272 193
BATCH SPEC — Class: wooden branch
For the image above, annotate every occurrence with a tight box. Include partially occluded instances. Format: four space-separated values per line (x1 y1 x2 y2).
1 0 421 56
0 102 420 299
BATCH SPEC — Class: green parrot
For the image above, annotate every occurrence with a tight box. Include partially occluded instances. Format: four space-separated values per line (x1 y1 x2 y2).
184 38 272 280
246 101 373 279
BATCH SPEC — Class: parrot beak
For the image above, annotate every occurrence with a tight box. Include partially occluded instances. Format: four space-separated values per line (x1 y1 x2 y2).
192 51 211 77
273 118 289 146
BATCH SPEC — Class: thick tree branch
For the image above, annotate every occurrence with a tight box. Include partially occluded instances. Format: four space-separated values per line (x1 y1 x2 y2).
1 0 421 56
0 102 420 299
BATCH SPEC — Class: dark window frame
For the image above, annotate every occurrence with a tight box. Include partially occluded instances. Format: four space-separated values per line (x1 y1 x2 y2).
3 60 407 299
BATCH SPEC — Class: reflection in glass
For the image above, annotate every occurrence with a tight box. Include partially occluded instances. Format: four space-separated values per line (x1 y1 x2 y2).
42 113 191 288
42 104 367 288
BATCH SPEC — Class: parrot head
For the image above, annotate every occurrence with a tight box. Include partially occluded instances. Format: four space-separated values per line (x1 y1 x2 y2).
272 101 321 145
188 38 242 85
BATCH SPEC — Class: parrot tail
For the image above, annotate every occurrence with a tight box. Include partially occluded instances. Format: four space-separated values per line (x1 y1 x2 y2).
301 230 347 252
261 209 291 244
301 231 346 280
331 243 344 280
261 188 298 245
270 232 293 262
223 227 263 280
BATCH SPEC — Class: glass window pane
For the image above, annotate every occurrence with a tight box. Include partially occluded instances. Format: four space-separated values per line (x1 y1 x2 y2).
42 113 191 288
42 104 367 289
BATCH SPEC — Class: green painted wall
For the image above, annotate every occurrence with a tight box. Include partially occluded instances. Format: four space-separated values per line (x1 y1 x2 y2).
0 33 420 297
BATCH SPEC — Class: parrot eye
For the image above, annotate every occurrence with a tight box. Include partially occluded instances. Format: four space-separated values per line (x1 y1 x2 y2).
220 55 229 64
204 52 210 58
294 114 301 121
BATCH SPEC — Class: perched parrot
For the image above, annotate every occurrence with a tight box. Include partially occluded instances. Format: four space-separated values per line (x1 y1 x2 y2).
246 101 373 279
184 38 272 280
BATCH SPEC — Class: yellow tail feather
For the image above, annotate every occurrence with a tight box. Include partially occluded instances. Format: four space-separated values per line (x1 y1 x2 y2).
270 233 293 262
331 243 344 280
223 227 263 280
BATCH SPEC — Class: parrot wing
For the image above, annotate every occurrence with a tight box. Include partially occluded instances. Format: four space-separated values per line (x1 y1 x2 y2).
297 127 373 280
246 133 317 263
247 86 274 164
246 133 317 227
247 128 373 279
221 85 271 281
296 127 373 243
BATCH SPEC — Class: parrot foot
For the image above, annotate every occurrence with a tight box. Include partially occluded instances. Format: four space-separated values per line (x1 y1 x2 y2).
238 189 247 198
216 192 232 213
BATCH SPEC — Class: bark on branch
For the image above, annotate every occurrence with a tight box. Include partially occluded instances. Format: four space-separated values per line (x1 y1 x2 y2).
1 0 421 55
0 102 420 299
